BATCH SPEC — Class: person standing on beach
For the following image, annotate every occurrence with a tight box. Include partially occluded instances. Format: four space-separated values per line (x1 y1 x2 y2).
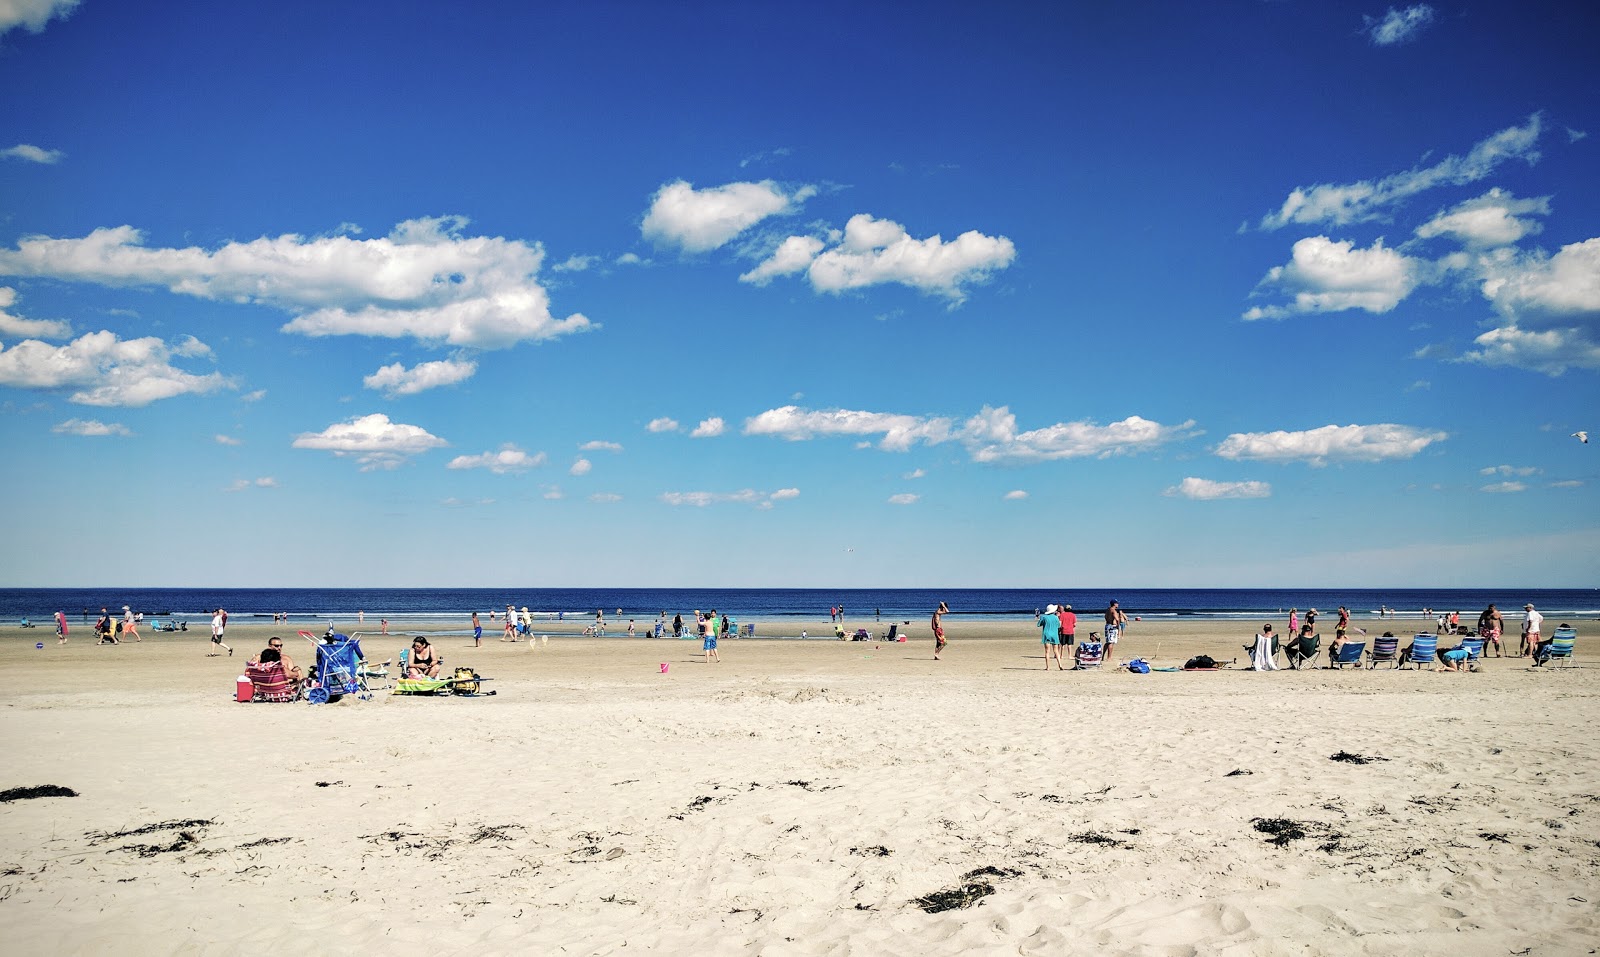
210 608 231 657
1059 603 1077 650
1103 600 1128 666
931 601 948 660
673 612 683 637
1288 608 1299 639
701 611 719 662
1520 603 1542 658
123 606 141 642
1335 606 1350 643
55 610 68 645
471 611 482 647
504 605 517 640
1038 605 1066 671
1477 604 1505 656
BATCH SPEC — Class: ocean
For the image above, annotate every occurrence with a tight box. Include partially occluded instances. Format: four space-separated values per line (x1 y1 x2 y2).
3 586 1594 628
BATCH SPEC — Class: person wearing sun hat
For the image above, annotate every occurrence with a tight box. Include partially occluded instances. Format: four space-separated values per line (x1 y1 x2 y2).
1038 605 1066 671
1520 603 1543 658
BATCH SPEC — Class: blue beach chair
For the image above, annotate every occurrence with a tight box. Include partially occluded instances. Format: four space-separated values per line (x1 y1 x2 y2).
1402 634 1438 670
1366 635 1401 670
1458 637 1486 661
1074 640 1104 670
1537 626 1576 669
1330 640 1365 669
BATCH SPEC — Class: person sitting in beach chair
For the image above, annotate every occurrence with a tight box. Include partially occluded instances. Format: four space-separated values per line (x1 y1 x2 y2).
248 637 302 684
1074 635 1104 669
1284 625 1320 669
246 649 302 702
407 636 443 678
1245 624 1279 671
1532 624 1576 667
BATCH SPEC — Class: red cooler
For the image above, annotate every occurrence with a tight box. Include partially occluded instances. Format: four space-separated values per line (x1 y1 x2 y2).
235 675 254 702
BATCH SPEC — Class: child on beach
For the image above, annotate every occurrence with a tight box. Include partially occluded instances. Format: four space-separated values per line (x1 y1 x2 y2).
701 612 719 663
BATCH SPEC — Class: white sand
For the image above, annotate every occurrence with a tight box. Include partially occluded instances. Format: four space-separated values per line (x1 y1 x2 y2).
1 618 1595 955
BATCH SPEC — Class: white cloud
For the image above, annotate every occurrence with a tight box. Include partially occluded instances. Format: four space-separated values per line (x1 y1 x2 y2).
1003 489 1028 500
588 492 623 503
1259 115 1543 230
744 403 1197 462
1550 480 1584 489
0 330 226 406
615 252 645 266
646 416 680 433
904 468 926 479
552 254 598 273
542 486 564 500
1214 423 1447 466
0 286 72 338
691 416 726 438
52 417 129 437
225 477 278 492
1479 464 1540 477
0 215 593 351
660 487 799 509
446 444 547 475
580 440 623 452
1164 477 1272 500
569 457 592 475
1364 4 1435 45
241 389 266 402
363 357 477 396
738 235 825 285
1460 236 1600 374
1480 481 1526 493
1 144 63 164
760 213 1015 303
641 180 814 253
214 434 242 446
1415 189 1549 247
1244 236 1419 319
887 493 920 505
291 413 447 471
0 0 79 35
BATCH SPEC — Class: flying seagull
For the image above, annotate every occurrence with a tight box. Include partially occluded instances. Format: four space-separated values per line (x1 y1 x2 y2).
1575 431 1589 444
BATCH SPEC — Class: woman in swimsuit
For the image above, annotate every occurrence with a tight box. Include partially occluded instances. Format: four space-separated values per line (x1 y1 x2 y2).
409 636 442 678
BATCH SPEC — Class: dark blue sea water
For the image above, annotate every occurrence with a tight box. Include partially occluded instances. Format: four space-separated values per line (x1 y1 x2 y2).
3 587 1594 627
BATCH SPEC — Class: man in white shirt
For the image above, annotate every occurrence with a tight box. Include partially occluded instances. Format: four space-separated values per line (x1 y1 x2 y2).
210 609 232 657
1520 603 1543 658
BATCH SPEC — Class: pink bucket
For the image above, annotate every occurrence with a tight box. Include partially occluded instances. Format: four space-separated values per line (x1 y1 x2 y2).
235 675 254 702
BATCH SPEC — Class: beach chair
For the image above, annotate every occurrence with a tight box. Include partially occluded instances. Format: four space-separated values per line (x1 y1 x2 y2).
1401 634 1438 670
393 665 495 696
885 624 899 642
1458 638 1486 661
1330 640 1365 669
1537 627 1576 669
1287 634 1321 669
357 657 392 692
1074 641 1104 670
245 661 301 703
300 631 366 704
1366 635 1401 669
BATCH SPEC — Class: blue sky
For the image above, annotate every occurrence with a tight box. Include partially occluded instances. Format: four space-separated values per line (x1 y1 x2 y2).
1 0 1596 588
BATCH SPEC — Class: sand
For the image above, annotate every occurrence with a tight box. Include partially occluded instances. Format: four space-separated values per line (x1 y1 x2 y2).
1 615 1596 956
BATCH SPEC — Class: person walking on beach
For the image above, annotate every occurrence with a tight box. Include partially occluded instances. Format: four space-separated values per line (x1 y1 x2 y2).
471 611 482 647
931 601 949 660
1477 604 1505 657
1288 608 1299 639
1059 603 1077 650
700 611 720 663
1520 603 1542 658
1103 600 1127 666
123 606 141 642
504 605 517 640
55 610 68 645
1038 605 1066 670
210 608 232 657
673 612 683 637
1335 606 1350 643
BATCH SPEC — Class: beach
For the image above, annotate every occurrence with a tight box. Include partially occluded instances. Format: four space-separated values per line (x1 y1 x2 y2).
1 615 1595 955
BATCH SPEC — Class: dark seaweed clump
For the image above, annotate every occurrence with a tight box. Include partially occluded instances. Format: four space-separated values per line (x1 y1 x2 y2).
914 881 994 913
1330 751 1387 765
0 785 77 802
1253 817 1309 847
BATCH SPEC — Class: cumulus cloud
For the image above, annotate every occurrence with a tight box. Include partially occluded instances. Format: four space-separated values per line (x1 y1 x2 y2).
0 0 79 36
647 416 680 433
52 417 130 437
1415 189 1549 247
1003 489 1028 500
660 487 799 509
225 477 278 492
1460 236 1600 374
588 492 623 503
363 357 477 396
691 416 726 438
748 213 1016 304
569 457 592 476
0 286 71 339
1164 477 1272 500
0 330 226 406
580 440 623 452
446 444 547 475
641 179 815 252
1480 464 1540 477
1244 236 1419 319
2 144 63 164
291 413 447 471
552 254 598 273
214 434 242 446
744 403 1197 462
1364 4 1435 45
0 215 592 351
1259 115 1543 230
1213 423 1447 466
1480 481 1526 493
904 468 926 479
887 493 920 505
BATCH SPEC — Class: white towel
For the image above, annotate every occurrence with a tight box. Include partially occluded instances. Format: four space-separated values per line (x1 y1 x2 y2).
1251 634 1279 671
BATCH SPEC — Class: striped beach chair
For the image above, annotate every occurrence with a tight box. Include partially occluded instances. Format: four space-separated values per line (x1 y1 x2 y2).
1366 635 1401 669
1074 640 1104 670
1458 637 1486 661
1330 640 1365 669
1402 634 1438 670
1538 626 1577 669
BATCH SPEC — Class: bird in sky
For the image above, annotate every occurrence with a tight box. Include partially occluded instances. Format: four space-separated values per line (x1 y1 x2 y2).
1575 431 1589 444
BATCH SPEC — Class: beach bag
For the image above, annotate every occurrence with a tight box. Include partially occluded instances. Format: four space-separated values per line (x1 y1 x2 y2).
1126 659 1150 674
452 666 480 695
1184 654 1217 670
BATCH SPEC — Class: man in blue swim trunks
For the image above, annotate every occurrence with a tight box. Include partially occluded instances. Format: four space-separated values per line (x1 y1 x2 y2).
1103 600 1127 666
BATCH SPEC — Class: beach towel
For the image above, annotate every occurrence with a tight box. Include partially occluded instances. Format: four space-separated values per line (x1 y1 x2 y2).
245 661 298 702
1249 634 1279 671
